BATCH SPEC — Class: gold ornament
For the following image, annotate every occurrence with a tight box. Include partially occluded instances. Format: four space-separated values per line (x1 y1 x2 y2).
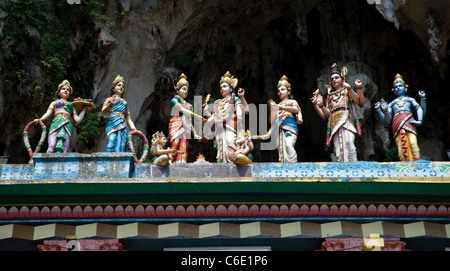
277 75 291 89
113 75 125 86
393 73 406 86
173 73 189 89
341 66 348 82
220 71 238 89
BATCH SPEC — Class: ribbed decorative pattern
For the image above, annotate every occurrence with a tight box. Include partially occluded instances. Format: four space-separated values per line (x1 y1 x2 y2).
1 203 449 219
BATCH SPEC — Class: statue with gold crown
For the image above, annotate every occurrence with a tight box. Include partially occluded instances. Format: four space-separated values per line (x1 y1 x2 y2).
36 80 88 153
169 73 205 163
253 75 302 163
202 71 247 163
375 74 426 161
102 75 137 152
311 63 364 162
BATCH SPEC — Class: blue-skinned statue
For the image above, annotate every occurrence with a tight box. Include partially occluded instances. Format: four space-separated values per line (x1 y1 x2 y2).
375 74 426 161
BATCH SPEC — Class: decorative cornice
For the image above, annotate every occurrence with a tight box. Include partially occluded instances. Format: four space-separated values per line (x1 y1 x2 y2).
1 203 449 220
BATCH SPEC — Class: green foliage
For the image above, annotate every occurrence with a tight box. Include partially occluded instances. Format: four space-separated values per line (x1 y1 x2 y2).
2 0 50 30
383 147 400 162
1 0 111 149
85 0 114 27
3 50 14 60
1 0 68 95
76 108 101 149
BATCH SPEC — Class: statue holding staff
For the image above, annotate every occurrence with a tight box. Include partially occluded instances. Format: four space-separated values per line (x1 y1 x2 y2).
311 63 364 162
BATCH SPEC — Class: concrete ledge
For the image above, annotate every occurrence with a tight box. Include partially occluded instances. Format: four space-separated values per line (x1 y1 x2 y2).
1 155 449 181
135 163 252 178
0 164 34 180
33 152 133 179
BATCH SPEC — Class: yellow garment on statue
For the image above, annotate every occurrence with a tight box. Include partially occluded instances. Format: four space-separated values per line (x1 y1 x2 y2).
395 129 420 161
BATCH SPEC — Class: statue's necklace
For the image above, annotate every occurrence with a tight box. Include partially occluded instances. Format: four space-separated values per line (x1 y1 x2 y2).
394 97 406 107
329 88 345 103
217 96 231 108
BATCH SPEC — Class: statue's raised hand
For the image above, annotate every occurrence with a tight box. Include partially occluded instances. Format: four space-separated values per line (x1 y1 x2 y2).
111 94 118 105
355 79 363 89
380 99 388 112
375 99 387 112
418 90 426 99
237 88 245 99
374 101 381 111
311 93 324 107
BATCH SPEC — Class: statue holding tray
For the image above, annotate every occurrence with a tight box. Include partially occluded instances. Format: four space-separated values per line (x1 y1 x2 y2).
37 80 90 153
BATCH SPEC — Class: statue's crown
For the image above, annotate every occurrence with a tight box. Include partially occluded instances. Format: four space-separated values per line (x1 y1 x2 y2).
113 75 125 86
174 73 189 89
277 75 291 89
57 80 73 94
330 63 347 79
152 131 165 138
393 73 406 86
220 71 238 89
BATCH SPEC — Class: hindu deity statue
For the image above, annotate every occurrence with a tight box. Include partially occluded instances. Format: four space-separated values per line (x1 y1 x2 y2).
253 75 303 163
311 63 364 162
150 131 179 166
375 74 426 161
202 71 247 163
169 73 204 163
229 130 254 164
38 80 87 153
102 75 137 152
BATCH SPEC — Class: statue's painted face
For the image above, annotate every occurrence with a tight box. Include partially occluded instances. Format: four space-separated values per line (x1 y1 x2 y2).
159 136 167 147
178 85 189 99
277 86 290 100
220 82 232 97
114 82 125 96
58 85 71 100
394 82 407 96
330 74 343 89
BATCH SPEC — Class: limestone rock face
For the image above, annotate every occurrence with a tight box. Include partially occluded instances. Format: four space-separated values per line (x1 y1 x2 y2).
375 0 450 63
0 0 449 163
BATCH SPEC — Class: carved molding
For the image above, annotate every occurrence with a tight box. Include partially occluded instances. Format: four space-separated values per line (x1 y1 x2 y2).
1 203 449 220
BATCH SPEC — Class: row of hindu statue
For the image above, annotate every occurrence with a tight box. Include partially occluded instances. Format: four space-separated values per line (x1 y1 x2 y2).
24 63 426 165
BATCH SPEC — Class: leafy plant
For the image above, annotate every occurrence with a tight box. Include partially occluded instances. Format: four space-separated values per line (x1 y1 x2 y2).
383 147 400 162
0 0 111 151
76 107 101 149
